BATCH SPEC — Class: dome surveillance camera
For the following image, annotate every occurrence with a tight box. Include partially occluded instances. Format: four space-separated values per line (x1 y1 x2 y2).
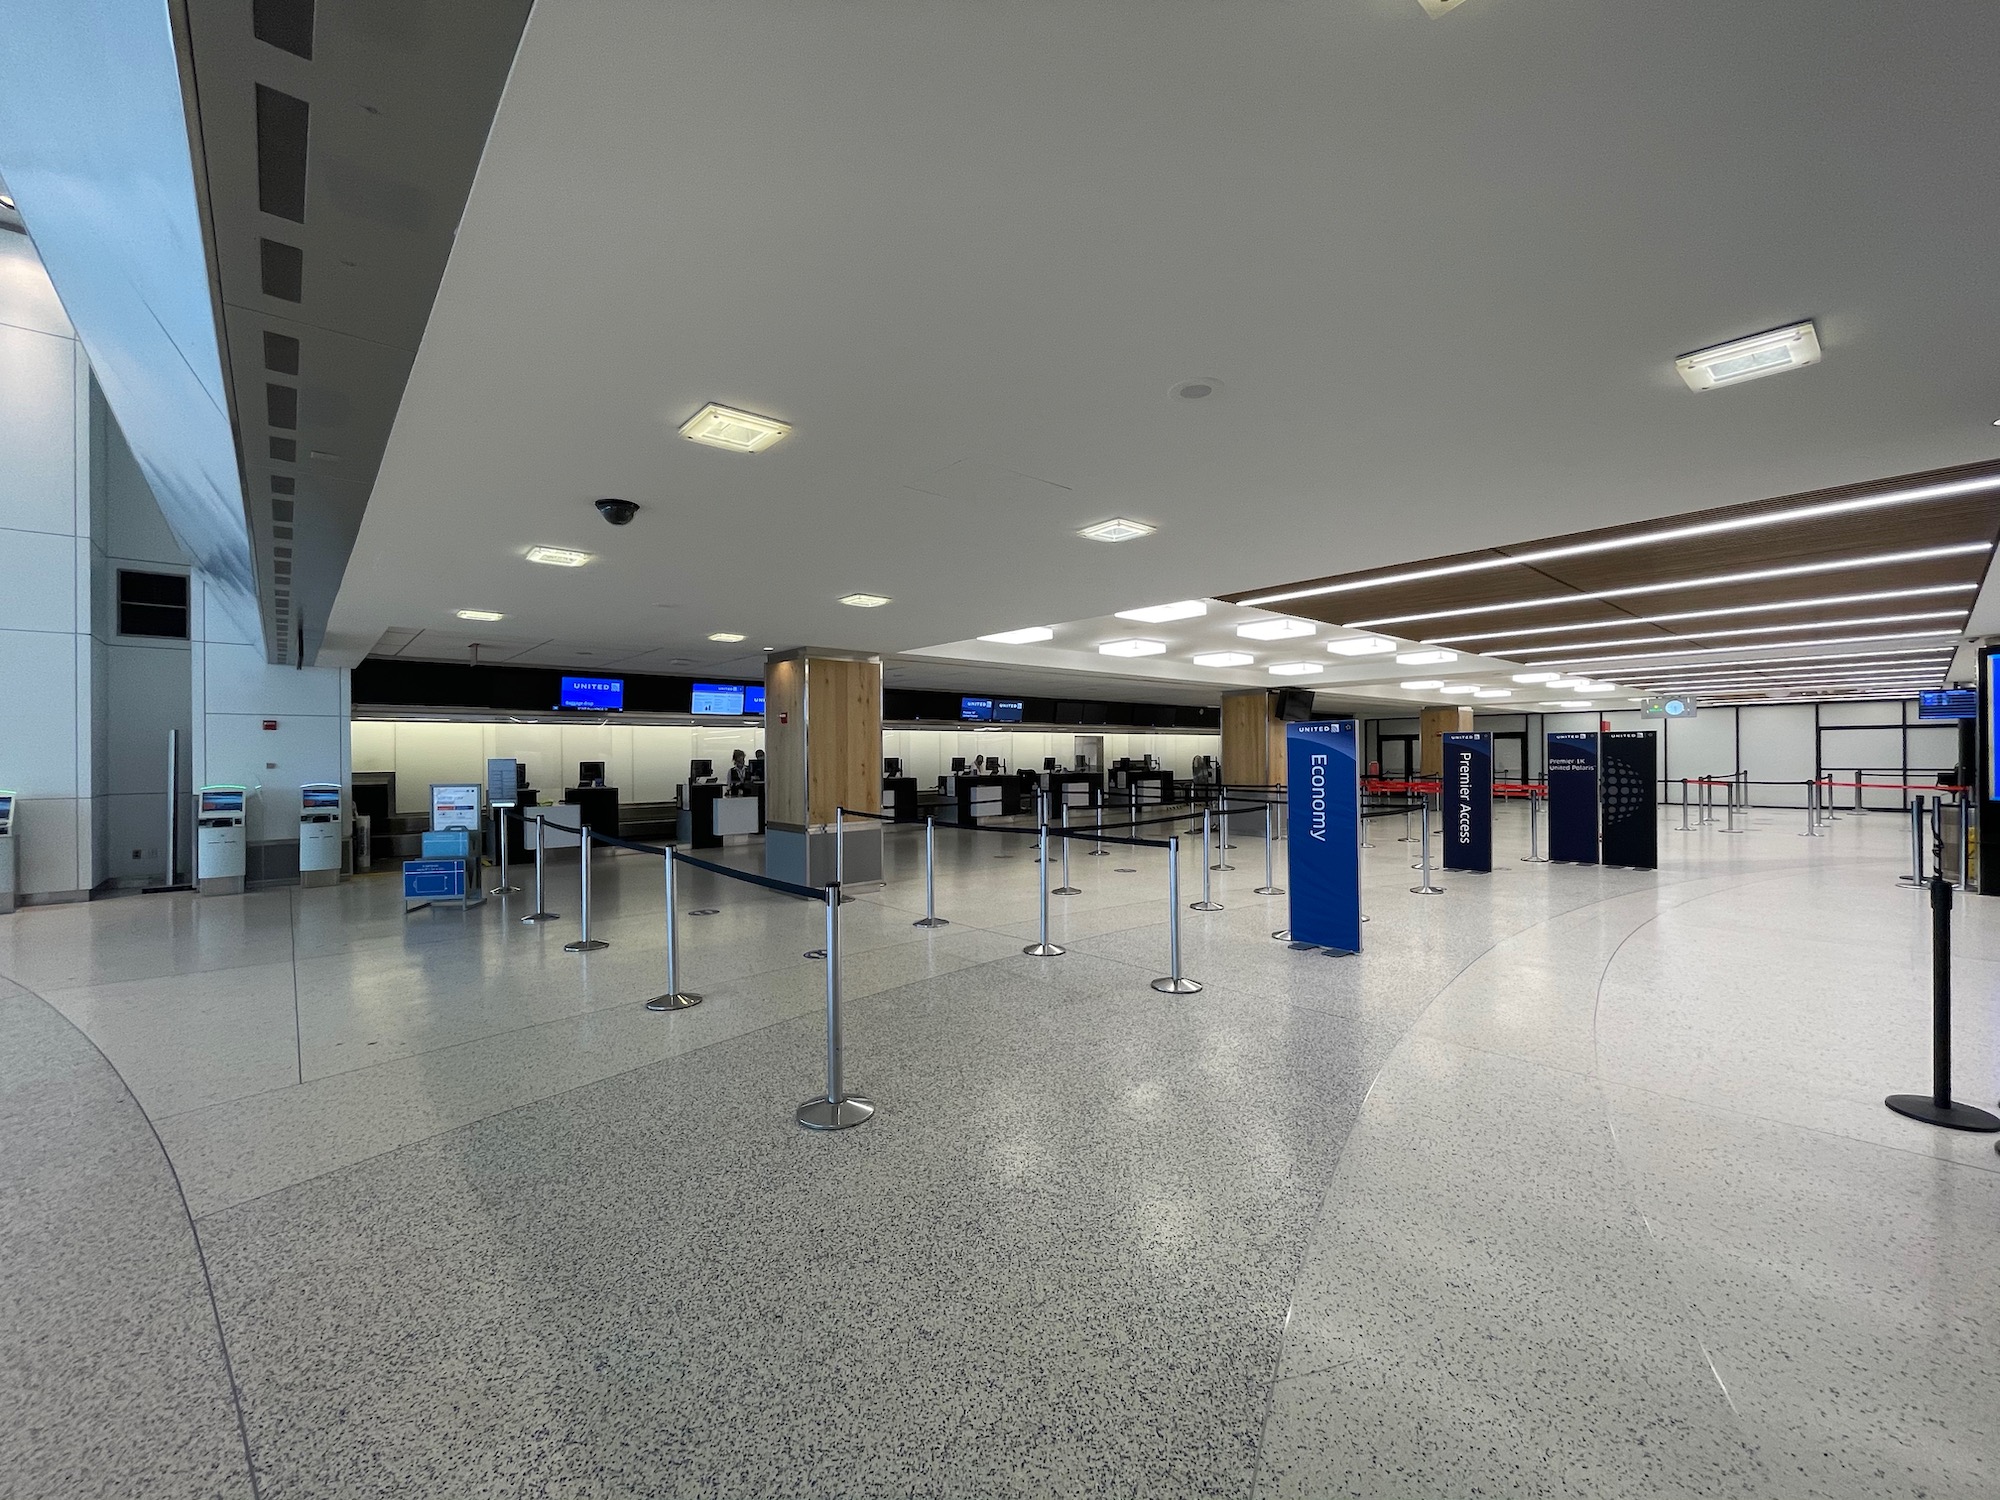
595 497 639 526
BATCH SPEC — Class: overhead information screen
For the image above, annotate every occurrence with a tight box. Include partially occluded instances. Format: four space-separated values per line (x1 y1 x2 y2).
691 682 767 716
961 697 993 721
992 699 1024 722
560 676 624 711
1919 688 1976 720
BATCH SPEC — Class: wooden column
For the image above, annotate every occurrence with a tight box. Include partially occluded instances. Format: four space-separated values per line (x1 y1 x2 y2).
763 650 883 886
1418 705 1474 777
1221 690 1288 789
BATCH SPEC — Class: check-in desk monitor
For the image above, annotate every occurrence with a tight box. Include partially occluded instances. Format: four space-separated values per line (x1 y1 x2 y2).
884 756 903 777
0 788 15 915
950 757 966 773
197 785 248 896
689 759 714 782
578 760 607 787
299 783 343 885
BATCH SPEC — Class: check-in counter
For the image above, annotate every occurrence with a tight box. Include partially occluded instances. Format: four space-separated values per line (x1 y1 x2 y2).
882 776 921 823
1040 771 1102 809
680 783 765 848
949 773 1019 825
525 815 581 852
563 785 620 836
1109 768 1173 806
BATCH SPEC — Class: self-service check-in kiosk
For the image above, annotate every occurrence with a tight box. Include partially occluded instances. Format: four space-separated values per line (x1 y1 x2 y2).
0 789 16 914
299 784 343 887
196 785 248 896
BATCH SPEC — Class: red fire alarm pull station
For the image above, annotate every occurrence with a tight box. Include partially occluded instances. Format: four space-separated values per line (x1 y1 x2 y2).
263 720 278 731
779 711 789 724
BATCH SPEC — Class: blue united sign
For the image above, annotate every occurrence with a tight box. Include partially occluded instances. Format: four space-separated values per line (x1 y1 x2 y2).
1286 719 1362 953
1441 731 1493 872
1546 731 1600 865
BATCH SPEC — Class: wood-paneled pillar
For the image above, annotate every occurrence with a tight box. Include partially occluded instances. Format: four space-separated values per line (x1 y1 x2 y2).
1221 690 1289 790
764 649 883 887
1419 705 1474 777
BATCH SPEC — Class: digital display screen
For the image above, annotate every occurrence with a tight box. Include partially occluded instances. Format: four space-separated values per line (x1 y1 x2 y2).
0 794 13 821
200 788 246 815
992 700 1024 722
960 697 993 721
1919 689 1976 720
302 787 341 809
692 682 766 716
560 676 624 711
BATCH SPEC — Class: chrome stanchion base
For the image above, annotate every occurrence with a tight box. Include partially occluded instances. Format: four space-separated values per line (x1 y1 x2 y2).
1087 848 1111 856
1410 882 1445 895
491 883 522 895
1023 941 1067 956
644 991 703 1012
797 1095 876 1131
805 948 826 960
1271 928 1291 940
1190 900 1223 912
562 938 609 953
1150 975 1203 994
521 911 559 922
1253 885 1285 896
912 915 950 928
1210 861 1235 871
1052 885 1082 896
1884 1094 2000 1133
1519 855 1550 864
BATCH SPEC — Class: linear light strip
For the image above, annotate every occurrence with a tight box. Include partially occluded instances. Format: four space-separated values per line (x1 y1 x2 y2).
1346 543 1992 630
1495 611 1967 658
1621 663 1956 684
1424 585 1978 645
1593 646 1954 678
1240 474 2000 608
1511 629 1961 670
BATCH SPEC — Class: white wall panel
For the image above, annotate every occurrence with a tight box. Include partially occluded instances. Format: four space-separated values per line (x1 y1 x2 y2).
1663 710 1735 783
201 640 341 716
105 642 190 795
13 795 82 896
0 232 76 338
1739 704 1815 808
0 323 77 535
202 714 346 842
350 718 395 770
1907 725 1960 775
388 722 487 813
0 630 79 796
0 527 76 632
1818 699 1903 727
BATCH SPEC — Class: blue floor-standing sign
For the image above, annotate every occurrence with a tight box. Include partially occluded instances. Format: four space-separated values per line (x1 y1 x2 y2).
1546 731 1600 865
1286 719 1362 953
1441 731 1493 872
1600 731 1659 869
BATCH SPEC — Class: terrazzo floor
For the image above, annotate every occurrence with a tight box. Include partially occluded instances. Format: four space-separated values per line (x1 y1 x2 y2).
2 802 1995 1497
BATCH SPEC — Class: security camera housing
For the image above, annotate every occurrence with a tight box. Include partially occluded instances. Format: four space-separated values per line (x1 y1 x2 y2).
595 498 640 526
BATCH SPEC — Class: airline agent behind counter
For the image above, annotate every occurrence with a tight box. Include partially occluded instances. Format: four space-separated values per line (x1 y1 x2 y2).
724 748 750 794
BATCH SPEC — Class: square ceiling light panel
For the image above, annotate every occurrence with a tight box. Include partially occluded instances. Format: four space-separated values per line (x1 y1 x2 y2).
1326 636 1396 656
1237 618 1315 641
839 593 892 608
455 609 504 621
679 403 792 453
1099 638 1168 657
1269 661 1324 676
1192 651 1255 667
1675 321 1821 392
979 626 1055 644
1079 518 1156 542
525 546 592 567
1395 649 1457 665
1115 600 1207 624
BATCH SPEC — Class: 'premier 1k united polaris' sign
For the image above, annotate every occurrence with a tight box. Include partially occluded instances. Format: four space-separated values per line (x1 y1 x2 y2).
1285 718 1362 954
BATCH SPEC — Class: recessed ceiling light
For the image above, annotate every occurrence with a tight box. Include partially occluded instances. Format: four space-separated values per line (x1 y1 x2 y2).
1174 377 1221 399
1543 700 1595 709
1325 636 1396 656
525 546 591 567
1513 671 1560 683
1395 649 1457 665
1525 629 1961 671
1115 600 1207 624
1676 321 1821 392
839 593 892 608
1348 543 1992 630
1237 618 1315 641
1079 518 1156 543
1192 651 1255 667
678 402 791 453
1099 638 1168 657
1269 662 1324 676
1400 679 1445 690
455 609 504 622
978 626 1055 644
708 632 747 642
1500 610 1967 658
1439 684 1479 695
1472 688 1513 698
1430 585 1977 644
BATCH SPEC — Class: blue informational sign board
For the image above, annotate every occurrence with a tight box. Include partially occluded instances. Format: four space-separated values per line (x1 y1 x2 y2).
1546 731 1600 865
1285 719 1362 953
403 858 466 902
1599 731 1658 870
1441 731 1493 873
560 676 624 711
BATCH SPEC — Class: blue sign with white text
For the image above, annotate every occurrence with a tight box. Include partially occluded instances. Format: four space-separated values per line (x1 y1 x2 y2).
1441 731 1492 873
1546 731 1600 865
1286 719 1362 953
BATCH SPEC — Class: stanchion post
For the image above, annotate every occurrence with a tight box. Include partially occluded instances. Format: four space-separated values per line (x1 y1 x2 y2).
521 814 558 921
1192 808 1223 911
1219 789 1235 853
645 853 701 1011
1089 797 1108 855
1152 835 1203 994
1899 795 1926 887
1023 822 1066 956
1721 777 1742 835
491 806 520 894
563 826 608 952
1399 799 1414 842
913 815 949 927
1678 779 1691 833
1885 872 2000 1132
1800 778 1820 837
1521 786 1549 862
1053 801 1081 894
1254 803 1284 894
1958 791 1971 890
1411 794 1444 894
797 883 876 1131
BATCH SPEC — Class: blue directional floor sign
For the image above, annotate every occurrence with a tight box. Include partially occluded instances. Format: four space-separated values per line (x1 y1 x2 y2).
1286 719 1362 953
1441 731 1493 873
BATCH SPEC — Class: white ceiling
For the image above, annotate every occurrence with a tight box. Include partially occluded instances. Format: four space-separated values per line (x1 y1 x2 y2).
325 0 2000 713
